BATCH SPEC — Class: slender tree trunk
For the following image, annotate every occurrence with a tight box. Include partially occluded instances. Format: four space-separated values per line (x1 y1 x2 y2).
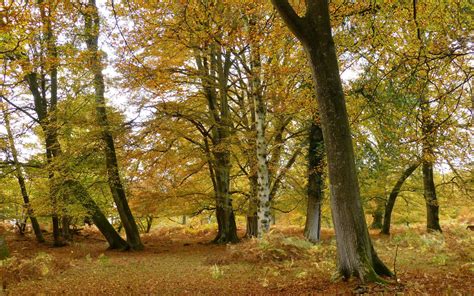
420 100 441 232
1 101 45 243
84 0 143 250
412 0 442 233
236 68 258 238
420 92 441 232
304 121 324 243
273 0 392 282
246 175 259 238
251 46 271 236
44 127 65 246
63 180 129 249
38 1 64 247
381 161 420 234
145 216 153 233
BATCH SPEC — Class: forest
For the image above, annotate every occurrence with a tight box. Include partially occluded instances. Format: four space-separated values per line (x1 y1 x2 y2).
0 0 472 294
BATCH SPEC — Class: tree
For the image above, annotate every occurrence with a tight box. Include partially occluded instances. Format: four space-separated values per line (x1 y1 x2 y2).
2 0 129 250
304 120 324 243
83 0 143 250
346 0 471 232
272 0 392 281
0 98 44 243
194 47 239 244
381 161 421 235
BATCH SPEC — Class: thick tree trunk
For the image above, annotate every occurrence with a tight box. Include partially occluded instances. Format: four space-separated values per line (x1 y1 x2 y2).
1 101 45 243
423 162 441 232
381 161 420 234
212 155 239 244
246 175 259 238
306 35 391 283
273 0 392 282
304 122 324 243
304 197 321 243
84 0 143 250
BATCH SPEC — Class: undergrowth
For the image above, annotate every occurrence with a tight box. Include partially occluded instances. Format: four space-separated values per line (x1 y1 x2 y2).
0 252 67 289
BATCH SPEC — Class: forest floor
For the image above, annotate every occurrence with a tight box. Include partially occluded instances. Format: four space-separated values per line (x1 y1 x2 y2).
1 222 473 295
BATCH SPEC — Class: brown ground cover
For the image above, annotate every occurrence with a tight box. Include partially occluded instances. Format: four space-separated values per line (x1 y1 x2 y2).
1 223 472 295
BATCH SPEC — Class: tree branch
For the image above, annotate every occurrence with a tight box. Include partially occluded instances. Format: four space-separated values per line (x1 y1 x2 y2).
271 0 308 42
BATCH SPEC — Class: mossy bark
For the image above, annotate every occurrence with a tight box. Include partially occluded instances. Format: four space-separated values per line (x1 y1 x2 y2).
304 122 324 243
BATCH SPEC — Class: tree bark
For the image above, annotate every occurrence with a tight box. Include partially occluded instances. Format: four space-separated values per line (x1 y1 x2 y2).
38 1 64 247
84 0 143 250
61 215 71 241
412 0 442 233
304 121 324 243
1 100 45 243
273 0 392 282
63 180 129 249
195 48 239 244
370 202 383 230
420 105 442 232
250 41 271 235
423 161 441 232
381 161 420 234
212 153 239 244
145 216 153 233
245 175 259 238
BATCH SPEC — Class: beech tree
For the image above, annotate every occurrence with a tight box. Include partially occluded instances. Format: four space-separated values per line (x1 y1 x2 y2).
304 120 324 243
83 0 143 250
381 161 421 235
272 0 392 281
346 0 471 233
2 0 128 249
0 98 44 243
